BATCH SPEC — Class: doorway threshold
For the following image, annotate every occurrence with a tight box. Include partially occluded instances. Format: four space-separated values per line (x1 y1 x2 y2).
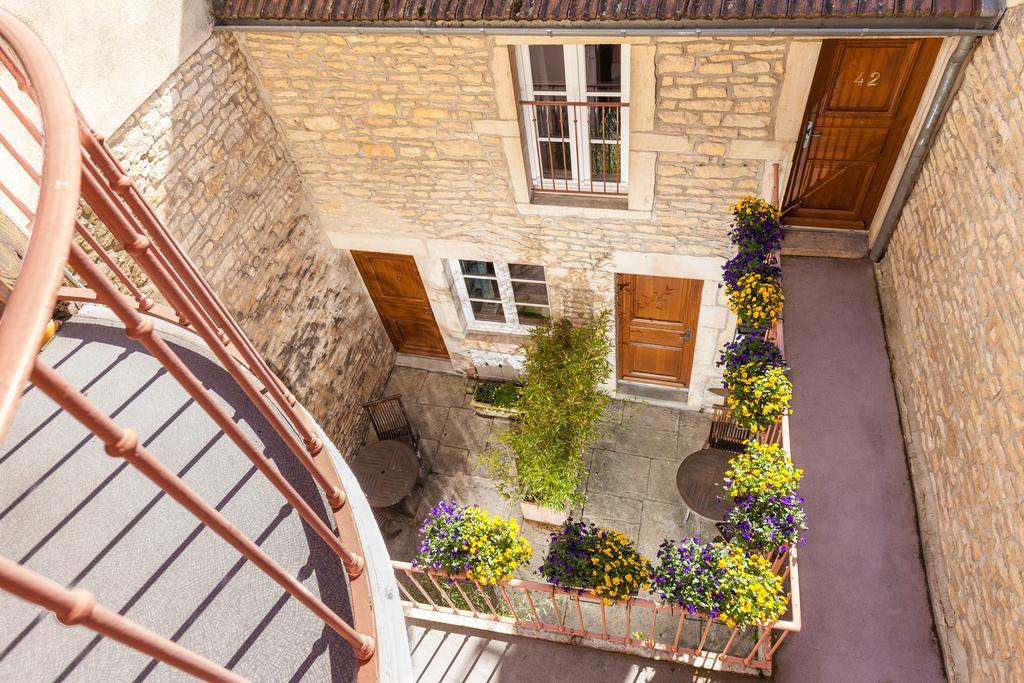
782 227 868 259
395 353 458 375
615 380 690 408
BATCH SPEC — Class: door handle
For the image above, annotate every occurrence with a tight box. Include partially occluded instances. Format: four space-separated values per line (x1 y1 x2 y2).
679 329 692 342
801 119 822 150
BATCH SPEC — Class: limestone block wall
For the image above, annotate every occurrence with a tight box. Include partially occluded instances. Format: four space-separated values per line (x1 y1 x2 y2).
107 33 394 455
234 32 811 405
876 9 1024 680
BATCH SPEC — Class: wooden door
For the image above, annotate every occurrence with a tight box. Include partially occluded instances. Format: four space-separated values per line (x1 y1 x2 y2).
783 39 941 230
351 251 449 358
617 274 702 389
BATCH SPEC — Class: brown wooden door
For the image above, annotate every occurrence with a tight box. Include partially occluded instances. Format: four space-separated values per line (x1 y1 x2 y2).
351 251 449 358
783 39 941 230
617 274 702 389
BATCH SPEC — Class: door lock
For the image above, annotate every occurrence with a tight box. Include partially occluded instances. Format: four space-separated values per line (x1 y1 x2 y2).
679 329 692 342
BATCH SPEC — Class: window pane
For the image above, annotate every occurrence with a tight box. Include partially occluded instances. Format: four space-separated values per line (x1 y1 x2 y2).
460 260 496 277
517 305 551 326
533 97 569 139
590 143 621 183
465 277 500 300
585 45 621 93
539 141 572 180
509 263 545 281
471 300 506 323
512 281 549 305
529 46 566 92
588 98 622 141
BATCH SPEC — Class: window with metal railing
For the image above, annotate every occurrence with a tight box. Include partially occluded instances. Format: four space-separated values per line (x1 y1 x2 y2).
517 45 630 197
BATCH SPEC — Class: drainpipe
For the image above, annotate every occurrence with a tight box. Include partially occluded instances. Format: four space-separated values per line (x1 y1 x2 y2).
868 35 979 262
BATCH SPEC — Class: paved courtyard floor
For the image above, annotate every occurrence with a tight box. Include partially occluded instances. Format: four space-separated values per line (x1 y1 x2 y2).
368 367 718 573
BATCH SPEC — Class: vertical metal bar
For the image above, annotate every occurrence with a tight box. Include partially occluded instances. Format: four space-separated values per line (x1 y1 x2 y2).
451 579 479 617
426 572 460 612
555 103 569 192
766 629 791 658
0 556 245 683
696 617 714 652
573 592 585 634
498 585 521 624
395 573 425 609
600 600 608 640
522 587 541 627
647 606 657 647
572 104 583 193
403 570 438 610
719 627 740 659
0 128 41 181
744 626 774 665
29 359 375 664
544 106 557 190
530 106 545 191
471 580 498 618
615 106 621 194
672 609 685 652
625 601 632 643
601 103 607 193
550 587 564 632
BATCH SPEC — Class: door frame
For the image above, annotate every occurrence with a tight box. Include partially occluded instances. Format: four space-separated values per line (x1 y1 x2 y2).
780 37 950 236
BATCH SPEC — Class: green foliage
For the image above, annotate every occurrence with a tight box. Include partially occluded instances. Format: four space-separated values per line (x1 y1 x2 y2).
478 312 613 510
473 381 521 409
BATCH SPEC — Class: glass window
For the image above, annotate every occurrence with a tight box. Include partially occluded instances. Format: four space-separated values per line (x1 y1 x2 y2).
529 46 567 92
452 260 551 329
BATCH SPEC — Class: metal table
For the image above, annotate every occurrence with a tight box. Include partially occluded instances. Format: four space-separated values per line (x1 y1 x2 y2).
351 439 419 509
676 447 733 521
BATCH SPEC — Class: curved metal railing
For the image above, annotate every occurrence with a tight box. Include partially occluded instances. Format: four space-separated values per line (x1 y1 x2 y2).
0 9 379 680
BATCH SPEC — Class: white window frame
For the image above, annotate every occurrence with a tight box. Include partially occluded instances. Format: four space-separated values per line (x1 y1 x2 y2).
516 44 630 196
449 259 551 334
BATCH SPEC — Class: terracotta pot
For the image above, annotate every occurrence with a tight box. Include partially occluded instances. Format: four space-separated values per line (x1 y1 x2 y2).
520 501 569 526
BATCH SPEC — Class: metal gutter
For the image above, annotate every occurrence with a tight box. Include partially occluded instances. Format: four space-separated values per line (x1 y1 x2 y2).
869 34 980 261
214 21 998 37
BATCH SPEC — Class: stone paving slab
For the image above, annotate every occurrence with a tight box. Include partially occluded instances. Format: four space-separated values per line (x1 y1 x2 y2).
372 367 718 580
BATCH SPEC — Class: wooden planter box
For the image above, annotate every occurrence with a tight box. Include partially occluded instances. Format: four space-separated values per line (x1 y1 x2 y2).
469 399 523 420
520 501 569 527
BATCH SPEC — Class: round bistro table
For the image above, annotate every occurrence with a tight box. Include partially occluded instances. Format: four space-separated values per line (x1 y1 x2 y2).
676 447 733 521
351 439 418 509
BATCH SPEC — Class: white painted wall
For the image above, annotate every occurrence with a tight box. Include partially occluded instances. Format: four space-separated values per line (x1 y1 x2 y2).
2 0 212 135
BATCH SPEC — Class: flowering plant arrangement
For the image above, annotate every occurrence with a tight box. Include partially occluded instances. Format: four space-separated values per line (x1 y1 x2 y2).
721 249 781 292
651 538 730 616
651 538 788 627
725 363 792 432
539 519 651 604
725 272 784 331
724 442 802 499
717 547 788 628
717 335 786 376
725 493 807 554
729 196 783 253
414 500 532 585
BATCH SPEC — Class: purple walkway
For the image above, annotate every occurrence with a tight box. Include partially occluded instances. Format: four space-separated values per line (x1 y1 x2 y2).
775 257 945 682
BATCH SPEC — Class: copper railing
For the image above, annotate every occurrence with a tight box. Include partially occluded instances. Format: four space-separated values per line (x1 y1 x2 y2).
393 547 799 675
0 10 379 680
520 100 628 197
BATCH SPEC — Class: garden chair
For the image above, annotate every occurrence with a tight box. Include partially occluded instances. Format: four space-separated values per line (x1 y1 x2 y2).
705 405 749 453
759 421 783 446
362 395 430 485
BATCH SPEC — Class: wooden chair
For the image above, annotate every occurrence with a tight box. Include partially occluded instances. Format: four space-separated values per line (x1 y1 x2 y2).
705 405 750 453
362 395 430 485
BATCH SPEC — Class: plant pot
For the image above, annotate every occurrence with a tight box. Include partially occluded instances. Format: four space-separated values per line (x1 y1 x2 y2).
520 501 569 527
736 324 768 336
469 399 523 420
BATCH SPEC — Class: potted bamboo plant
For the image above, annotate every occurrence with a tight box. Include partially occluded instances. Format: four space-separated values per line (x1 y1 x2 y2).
478 312 612 525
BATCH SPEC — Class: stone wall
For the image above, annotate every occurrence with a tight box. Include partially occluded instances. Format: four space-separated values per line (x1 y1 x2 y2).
234 32 803 404
876 10 1024 681
108 33 394 456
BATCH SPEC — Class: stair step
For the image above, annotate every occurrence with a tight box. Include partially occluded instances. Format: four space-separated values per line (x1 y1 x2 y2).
782 227 868 259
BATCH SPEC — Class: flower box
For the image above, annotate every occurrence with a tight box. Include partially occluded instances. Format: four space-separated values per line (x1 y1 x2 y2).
471 381 523 419
469 399 523 420
520 501 569 526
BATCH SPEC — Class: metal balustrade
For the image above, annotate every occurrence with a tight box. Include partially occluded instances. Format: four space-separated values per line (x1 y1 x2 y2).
0 10 379 680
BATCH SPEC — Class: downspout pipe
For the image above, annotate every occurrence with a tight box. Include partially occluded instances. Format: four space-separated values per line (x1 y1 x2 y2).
869 34 980 262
